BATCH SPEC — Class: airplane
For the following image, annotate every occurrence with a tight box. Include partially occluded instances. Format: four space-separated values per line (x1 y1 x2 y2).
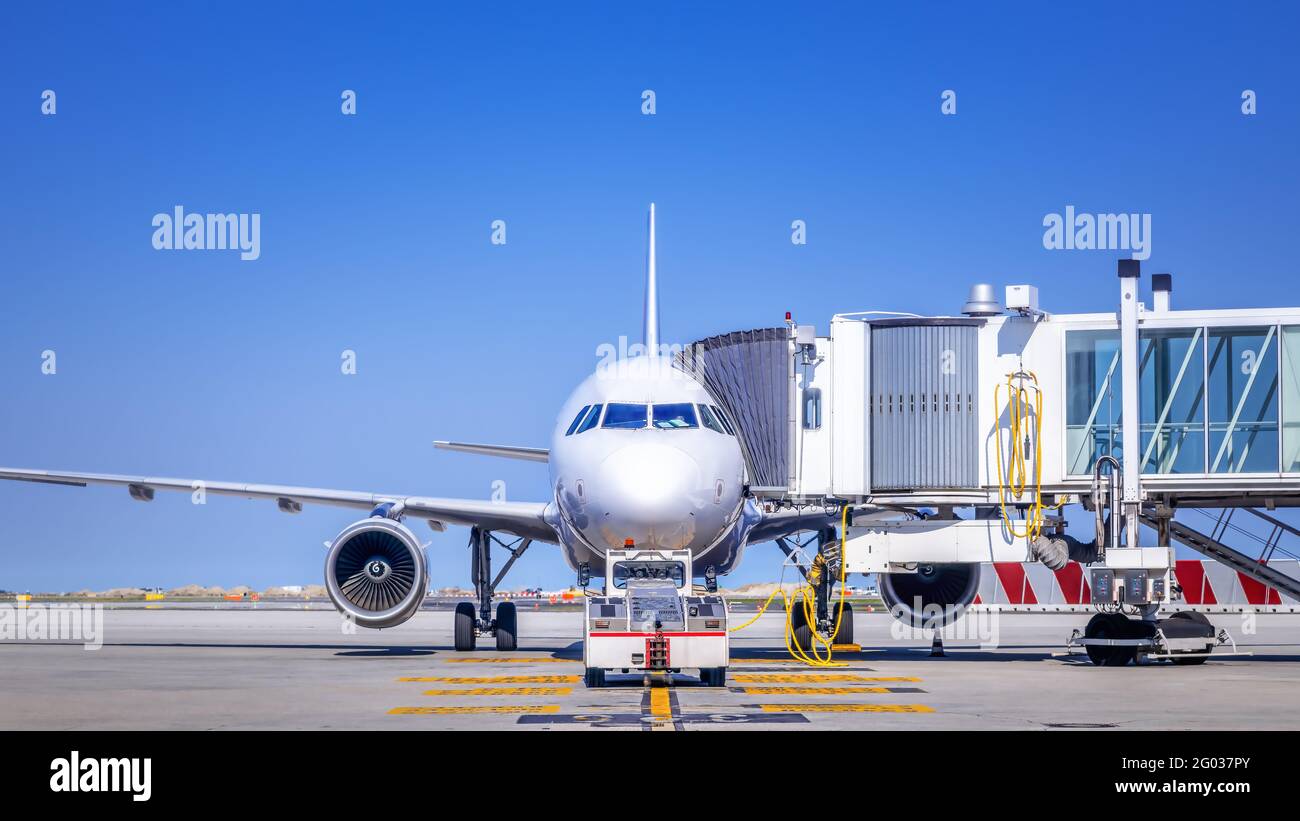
0 204 856 661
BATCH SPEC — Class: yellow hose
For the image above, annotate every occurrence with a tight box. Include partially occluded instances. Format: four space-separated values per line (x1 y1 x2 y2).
994 371 1062 542
729 505 850 667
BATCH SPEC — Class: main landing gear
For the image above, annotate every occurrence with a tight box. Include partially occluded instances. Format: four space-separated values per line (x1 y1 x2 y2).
775 525 854 652
453 527 531 652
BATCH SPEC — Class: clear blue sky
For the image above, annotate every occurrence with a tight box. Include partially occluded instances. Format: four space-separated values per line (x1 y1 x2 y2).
1 1 1297 591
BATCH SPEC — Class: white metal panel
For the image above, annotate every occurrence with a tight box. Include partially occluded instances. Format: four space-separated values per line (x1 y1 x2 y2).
829 317 869 496
793 336 833 497
843 518 1027 572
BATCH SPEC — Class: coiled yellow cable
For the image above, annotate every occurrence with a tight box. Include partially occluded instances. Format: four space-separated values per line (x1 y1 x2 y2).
728 505 850 667
994 371 1061 542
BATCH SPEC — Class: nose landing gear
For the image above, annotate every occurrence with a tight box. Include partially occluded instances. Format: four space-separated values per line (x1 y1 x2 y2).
453 527 531 652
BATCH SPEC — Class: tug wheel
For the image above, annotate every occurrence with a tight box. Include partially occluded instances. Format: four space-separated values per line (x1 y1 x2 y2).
700 667 727 687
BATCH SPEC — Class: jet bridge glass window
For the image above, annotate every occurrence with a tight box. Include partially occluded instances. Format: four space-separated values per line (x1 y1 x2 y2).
1284 326 1300 473
1208 327 1279 473
602 403 648 430
803 387 823 430
1138 329 1205 474
1066 330 1123 474
565 405 592 436
576 404 603 434
652 403 697 429
698 403 726 433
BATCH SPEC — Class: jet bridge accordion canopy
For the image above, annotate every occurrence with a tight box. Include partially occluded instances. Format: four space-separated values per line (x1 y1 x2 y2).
676 328 792 491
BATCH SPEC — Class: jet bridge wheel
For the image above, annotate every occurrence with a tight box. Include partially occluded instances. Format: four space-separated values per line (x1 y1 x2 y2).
494 601 518 652
1166 611 1213 665
453 601 477 652
1083 613 1136 667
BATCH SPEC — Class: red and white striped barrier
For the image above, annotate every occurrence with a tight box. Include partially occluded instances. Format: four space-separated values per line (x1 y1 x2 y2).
969 559 1300 609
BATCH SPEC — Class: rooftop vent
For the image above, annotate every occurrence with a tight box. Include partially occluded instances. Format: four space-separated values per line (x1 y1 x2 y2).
961 283 1001 317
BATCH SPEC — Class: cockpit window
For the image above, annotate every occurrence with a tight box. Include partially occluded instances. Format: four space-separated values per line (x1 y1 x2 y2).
652 403 698 429
698 404 726 434
601 403 648 430
712 405 737 436
576 404 603 434
565 405 592 436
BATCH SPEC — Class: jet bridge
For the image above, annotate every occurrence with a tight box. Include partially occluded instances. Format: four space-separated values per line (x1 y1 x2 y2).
683 260 1300 663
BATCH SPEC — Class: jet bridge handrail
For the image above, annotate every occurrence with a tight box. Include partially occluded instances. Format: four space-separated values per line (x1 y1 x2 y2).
1189 507 1300 563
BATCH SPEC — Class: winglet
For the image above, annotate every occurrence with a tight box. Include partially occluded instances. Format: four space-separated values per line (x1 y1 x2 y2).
643 203 659 356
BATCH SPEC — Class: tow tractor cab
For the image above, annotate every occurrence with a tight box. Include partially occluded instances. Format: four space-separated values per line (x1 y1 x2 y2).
582 546 729 687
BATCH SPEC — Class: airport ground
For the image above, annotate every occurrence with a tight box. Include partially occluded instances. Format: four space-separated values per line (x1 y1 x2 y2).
2 606 1298 731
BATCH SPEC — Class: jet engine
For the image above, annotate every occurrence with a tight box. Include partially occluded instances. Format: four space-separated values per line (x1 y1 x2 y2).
880 563 980 628
324 517 428 629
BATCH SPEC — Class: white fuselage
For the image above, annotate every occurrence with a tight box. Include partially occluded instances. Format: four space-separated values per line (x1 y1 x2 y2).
545 356 756 578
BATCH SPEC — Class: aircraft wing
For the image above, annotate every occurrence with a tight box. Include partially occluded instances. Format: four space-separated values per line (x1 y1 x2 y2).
747 506 840 543
433 441 549 462
0 467 559 543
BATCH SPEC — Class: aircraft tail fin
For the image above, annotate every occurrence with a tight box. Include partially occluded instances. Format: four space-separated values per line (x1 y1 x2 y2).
643 203 659 355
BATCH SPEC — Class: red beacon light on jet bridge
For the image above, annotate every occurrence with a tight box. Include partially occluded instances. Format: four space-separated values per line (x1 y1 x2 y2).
785 311 793 324
624 538 635 547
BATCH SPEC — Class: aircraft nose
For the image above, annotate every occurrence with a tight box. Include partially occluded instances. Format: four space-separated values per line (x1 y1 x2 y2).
593 443 707 547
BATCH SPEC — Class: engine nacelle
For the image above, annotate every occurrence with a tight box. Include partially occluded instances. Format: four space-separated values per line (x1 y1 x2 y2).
880 563 980 628
325 518 428 629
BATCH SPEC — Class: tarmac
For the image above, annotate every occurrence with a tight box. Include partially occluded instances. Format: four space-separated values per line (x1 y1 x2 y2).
2 607 1298 730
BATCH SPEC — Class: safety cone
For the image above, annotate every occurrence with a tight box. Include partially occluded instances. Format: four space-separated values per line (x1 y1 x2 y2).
929 630 945 657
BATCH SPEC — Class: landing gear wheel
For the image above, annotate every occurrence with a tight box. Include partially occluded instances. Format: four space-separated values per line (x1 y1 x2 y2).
1083 613 1134 666
831 601 855 646
494 601 518 652
790 599 815 652
700 667 727 687
1167 611 1213 665
584 667 606 688
453 601 477 652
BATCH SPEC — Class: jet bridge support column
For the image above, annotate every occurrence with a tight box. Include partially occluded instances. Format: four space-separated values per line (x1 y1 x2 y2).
1064 264 1223 665
1119 259 1142 552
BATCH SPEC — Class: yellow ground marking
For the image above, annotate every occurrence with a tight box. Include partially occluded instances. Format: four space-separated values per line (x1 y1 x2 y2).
831 644 862 652
760 704 935 713
730 658 810 664
739 686 904 695
398 675 581 684
443 657 577 664
388 705 560 715
420 687 573 696
649 686 672 719
733 674 920 683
